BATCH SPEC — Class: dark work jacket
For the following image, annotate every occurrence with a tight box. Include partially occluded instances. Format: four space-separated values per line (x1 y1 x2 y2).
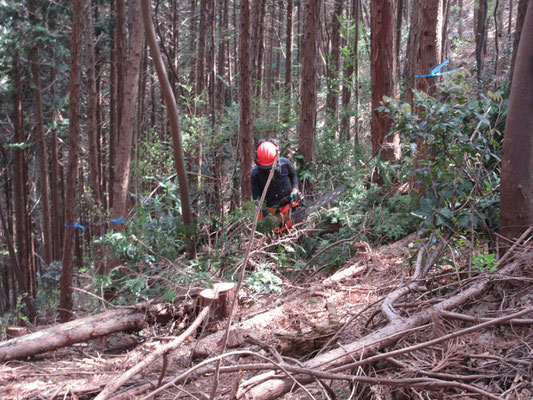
251 157 298 207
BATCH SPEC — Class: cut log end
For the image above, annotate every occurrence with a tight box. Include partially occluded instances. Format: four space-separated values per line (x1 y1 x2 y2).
198 282 236 321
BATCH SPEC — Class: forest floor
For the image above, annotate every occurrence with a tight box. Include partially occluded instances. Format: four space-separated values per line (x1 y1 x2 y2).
1 231 532 400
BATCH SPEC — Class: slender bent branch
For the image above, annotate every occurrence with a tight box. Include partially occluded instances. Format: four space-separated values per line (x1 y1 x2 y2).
94 306 211 400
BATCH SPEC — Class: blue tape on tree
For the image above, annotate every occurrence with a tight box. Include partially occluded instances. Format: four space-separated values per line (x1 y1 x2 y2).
65 222 86 230
415 59 457 78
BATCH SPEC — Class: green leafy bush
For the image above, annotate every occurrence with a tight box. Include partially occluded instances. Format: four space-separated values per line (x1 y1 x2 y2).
381 75 504 237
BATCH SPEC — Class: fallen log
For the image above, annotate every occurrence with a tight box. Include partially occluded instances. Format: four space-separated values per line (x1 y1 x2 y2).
0 302 178 362
236 260 523 399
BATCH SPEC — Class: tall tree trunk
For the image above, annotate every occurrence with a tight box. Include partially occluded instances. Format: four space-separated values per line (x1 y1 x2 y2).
298 0 320 165
239 0 254 203
110 0 144 230
508 0 514 35
189 0 198 88
141 0 196 258
192 0 207 191
494 0 501 75
510 0 530 84
354 0 360 144
84 0 102 235
29 30 53 265
251 0 267 99
12 55 31 312
326 0 343 131
60 0 83 321
196 0 207 111
499 0 533 242
340 0 358 142
1 158 13 310
217 0 229 112
371 0 400 162
405 0 445 104
282 0 294 125
475 0 488 81
404 0 445 191
215 0 229 217
110 0 126 210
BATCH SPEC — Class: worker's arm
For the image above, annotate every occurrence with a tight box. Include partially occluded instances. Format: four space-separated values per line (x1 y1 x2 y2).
287 162 299 199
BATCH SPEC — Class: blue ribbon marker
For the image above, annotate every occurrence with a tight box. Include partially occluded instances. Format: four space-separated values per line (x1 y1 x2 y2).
110 218 125 224
415 59 457 78
65 222 86 230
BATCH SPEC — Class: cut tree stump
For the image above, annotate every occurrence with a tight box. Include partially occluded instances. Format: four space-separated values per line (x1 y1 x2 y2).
198 282 236 321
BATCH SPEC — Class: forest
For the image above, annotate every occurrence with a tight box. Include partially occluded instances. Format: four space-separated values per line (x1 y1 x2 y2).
0 0 532 398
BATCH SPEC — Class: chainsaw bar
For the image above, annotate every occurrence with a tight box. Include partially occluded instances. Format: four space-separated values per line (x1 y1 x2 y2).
290 185 346 224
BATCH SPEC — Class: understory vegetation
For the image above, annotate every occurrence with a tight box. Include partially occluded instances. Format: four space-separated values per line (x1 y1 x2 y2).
23 74 503 314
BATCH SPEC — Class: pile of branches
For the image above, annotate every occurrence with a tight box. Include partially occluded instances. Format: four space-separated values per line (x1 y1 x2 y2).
93 229 533 399
1 227 532 400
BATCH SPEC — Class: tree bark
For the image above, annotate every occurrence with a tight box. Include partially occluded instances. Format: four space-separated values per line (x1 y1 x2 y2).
510 0 530 84
282 0 294 125
340 0 358 142
404 0 445 191
60 0 83 321
109 0 144 231
0 303 182 362
28 0 53 265
239 0 254 203
508 0 514 35
298 0 320 164
371 0 401 162
84 0 103 241
251 0 267 99
326 0 343 131
141 0 196 258
499 0 533 241
475 0 488 80
109 0 126 210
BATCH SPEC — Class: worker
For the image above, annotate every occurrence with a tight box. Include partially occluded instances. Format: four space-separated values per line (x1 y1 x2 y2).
251 139 300 227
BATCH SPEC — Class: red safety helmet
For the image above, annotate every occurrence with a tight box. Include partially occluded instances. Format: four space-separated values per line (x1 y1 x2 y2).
256 140 279 169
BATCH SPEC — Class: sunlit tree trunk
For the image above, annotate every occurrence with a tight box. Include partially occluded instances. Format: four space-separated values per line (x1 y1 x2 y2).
60 0 83 321
500 0 533 242
240 0 254 203
298 0 320 164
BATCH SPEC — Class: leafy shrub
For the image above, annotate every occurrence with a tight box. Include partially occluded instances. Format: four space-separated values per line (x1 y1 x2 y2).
380 75 504 237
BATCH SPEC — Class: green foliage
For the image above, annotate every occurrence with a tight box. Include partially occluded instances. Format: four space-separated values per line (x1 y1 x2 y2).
381 75 504 237
245 266 283 295
337 183 419 244
35 261 62 310
472 253 497 272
